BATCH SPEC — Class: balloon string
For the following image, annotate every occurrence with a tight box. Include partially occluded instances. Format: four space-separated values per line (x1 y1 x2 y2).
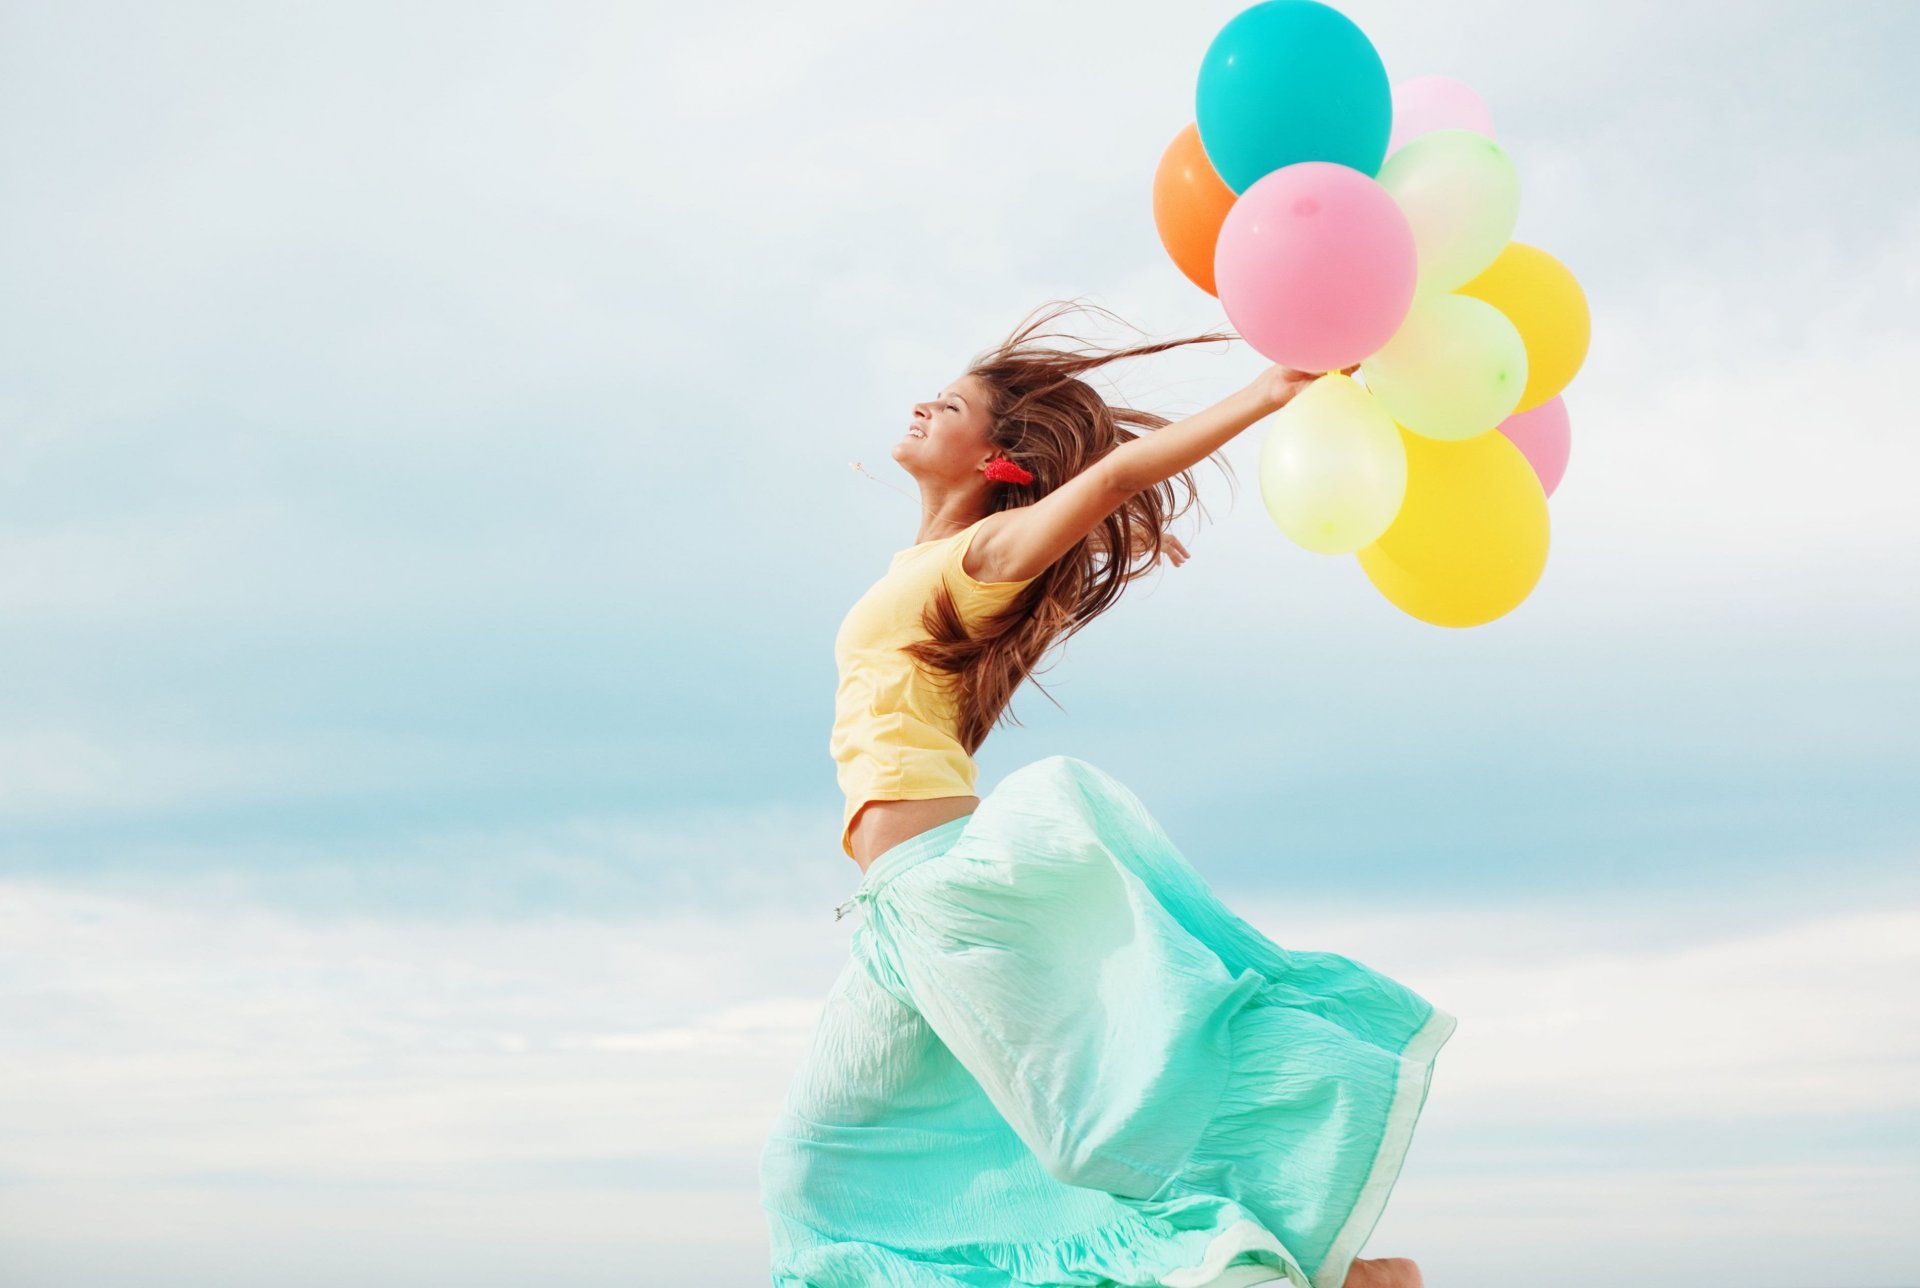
849 460 917 501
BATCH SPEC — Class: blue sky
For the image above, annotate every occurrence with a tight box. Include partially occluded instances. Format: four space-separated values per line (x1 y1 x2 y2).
2 1 1916 1285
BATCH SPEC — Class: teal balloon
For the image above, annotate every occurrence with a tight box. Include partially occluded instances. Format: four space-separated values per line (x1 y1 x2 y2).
1195 0 1392 194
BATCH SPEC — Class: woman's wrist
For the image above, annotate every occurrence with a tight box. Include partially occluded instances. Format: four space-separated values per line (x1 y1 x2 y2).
1250 361 1357 415
1246 373 1295 417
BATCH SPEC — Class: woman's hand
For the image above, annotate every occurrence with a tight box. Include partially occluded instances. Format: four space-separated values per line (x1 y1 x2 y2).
1254 360 1361 413
1157 534 1190 569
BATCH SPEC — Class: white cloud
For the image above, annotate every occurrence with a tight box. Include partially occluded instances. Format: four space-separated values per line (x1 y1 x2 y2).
1 0 1913 636
3 876 1916 1285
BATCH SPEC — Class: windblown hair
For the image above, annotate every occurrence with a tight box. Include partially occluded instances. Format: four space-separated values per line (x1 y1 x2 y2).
905 298 1240 754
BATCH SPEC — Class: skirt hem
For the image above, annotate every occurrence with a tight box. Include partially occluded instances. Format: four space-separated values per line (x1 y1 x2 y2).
764 1198 1313 1287
1308 1003 1459 1288
1162 1217 1311 1288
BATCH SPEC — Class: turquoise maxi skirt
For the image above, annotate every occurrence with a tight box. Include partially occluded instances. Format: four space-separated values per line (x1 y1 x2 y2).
758 755 1456 1288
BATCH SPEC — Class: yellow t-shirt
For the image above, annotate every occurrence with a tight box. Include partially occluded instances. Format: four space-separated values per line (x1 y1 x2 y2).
831 516 1039 859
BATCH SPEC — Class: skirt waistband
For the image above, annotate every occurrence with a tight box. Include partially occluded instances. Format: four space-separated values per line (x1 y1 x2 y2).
834 813 972 921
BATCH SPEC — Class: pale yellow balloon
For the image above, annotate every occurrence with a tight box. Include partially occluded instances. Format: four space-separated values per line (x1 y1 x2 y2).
1457 241 1590 413
1355 426 1550 627
1259 373 1406 554
1359 291 1527 441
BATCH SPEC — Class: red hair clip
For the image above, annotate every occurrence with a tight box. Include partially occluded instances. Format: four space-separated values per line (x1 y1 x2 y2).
984 456 1034 485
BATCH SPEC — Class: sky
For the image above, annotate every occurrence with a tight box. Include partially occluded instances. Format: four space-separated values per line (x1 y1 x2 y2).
1 1 1916 1285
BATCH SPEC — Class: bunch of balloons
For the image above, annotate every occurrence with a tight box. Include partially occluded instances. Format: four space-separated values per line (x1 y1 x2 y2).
1152 0 1590 627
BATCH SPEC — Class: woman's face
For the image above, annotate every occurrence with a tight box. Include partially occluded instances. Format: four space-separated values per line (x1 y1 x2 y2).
895 373 995 481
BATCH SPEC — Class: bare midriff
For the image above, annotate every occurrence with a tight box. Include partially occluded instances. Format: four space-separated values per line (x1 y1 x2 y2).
847 795 979 874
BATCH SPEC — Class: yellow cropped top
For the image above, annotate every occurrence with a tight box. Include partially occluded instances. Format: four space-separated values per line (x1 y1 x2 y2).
830 516 1040 859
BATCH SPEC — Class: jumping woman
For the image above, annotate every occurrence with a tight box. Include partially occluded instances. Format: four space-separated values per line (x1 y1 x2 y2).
758 300 1456 1288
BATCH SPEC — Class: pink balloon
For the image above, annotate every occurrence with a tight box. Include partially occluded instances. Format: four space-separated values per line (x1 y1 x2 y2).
1386 75 1496 158
1496 395 1571 497
1213 161 1418 373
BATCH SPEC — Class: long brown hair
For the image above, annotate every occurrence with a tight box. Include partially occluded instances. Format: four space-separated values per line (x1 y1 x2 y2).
905 298 1239 754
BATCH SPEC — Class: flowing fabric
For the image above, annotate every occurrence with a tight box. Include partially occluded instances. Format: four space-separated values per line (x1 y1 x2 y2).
758 756 1456 1288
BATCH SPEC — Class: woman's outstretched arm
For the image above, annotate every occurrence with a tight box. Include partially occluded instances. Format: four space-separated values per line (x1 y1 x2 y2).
972 364 1331 584
1110 361 1357 494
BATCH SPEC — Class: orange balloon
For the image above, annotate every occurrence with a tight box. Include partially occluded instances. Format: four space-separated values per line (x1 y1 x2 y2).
1152 122 1237 297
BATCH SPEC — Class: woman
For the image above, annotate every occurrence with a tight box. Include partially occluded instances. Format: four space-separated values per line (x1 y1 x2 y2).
759 301 1455 1288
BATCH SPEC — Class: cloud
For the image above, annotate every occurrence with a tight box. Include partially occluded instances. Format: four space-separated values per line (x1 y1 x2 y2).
3 876 1916 1285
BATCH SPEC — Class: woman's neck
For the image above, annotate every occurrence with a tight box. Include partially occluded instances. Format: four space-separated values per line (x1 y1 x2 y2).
915 510 983 546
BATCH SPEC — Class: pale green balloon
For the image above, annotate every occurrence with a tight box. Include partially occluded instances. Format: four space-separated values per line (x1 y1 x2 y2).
1377 128 1520 294
1258 373 1407 554
1360 292 1528 441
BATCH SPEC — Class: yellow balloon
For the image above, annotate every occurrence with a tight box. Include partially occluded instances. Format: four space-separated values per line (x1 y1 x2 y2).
1457 242 1589 414
1355 427 1550 627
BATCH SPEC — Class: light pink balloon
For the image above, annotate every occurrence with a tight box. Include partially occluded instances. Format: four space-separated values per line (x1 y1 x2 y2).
1386 75 1496 158
1214 161 1418 373
1496 395 1571 497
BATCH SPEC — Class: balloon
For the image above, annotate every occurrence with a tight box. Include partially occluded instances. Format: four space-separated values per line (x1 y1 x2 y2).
1376 128 1520 294
1457 242 1590 413
1258 373 1407 554
1215 161 1417 372
1496 395 1572 498
1151 122 1238 296
1356 427 1550 627
1195 0 1392 192
1386 75 1496 157
1359 291 1527 440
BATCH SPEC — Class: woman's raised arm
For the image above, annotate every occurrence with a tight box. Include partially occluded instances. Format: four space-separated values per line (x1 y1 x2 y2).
971 365 1331 584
